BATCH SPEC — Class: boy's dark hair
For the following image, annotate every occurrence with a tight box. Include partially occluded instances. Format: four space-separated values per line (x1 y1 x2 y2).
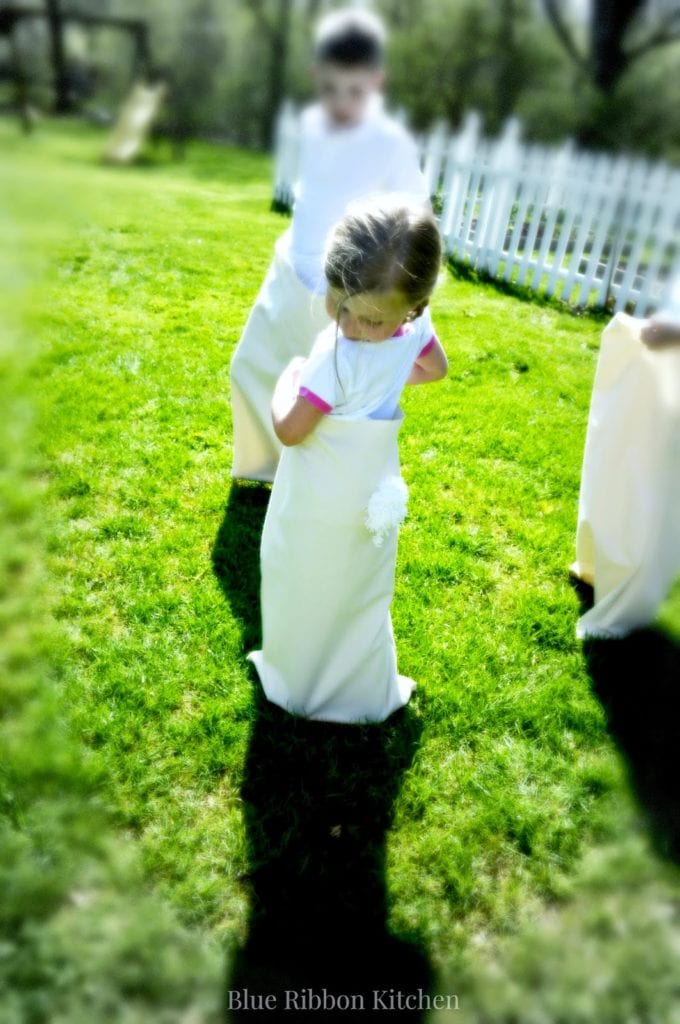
313 8 386 69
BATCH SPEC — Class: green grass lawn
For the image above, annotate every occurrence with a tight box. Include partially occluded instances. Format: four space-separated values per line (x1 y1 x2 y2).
2 118 679 1023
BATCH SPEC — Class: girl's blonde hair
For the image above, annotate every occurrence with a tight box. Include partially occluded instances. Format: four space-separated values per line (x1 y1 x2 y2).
324 197 442 317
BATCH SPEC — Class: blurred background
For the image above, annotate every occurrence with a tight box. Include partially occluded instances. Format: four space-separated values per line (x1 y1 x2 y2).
2 5 680 1023
1 0 679 159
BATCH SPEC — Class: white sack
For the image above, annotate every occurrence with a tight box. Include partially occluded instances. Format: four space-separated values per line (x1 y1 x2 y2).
574 312 680 639
249 365 414 722
230 232 329 482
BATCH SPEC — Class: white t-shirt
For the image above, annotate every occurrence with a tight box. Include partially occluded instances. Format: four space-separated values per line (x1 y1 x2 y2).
289 97 428 292
298 310 438 421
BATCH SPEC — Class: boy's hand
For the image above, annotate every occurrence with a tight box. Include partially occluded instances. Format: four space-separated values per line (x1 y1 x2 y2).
640 316 680 348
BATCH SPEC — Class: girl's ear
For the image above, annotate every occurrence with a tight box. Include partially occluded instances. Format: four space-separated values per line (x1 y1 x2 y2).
407 299 429 321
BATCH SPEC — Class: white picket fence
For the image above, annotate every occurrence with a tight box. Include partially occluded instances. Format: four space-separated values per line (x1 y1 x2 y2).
272 104 680 316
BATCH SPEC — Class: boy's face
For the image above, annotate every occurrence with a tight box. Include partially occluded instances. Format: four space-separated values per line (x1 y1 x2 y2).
313 62 384 127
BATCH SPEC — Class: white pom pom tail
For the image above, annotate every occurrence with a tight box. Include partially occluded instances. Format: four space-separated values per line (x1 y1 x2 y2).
365 475 409 548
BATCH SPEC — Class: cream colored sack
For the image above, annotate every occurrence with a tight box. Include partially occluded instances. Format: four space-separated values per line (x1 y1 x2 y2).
574 312 680 639
230 233 329 482
249 361 414 722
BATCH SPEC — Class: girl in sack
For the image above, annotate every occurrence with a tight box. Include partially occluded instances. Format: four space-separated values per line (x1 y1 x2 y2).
248 198 448 723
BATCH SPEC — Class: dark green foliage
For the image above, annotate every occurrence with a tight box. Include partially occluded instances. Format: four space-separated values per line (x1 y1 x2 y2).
8 0 679 160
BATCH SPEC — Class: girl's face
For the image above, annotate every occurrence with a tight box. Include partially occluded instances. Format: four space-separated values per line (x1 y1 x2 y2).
325 286 416 342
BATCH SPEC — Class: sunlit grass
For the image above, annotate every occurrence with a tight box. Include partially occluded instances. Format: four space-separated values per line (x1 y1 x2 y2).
2 117 679 1022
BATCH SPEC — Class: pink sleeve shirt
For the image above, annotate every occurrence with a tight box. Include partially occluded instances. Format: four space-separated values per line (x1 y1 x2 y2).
298 318 439 420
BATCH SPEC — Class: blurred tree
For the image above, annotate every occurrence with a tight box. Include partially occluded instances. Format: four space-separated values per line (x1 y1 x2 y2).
543 0 680 91
385 0 554 135
45 0 71 112
8 1 151 116
22 0 677 161
542 0 680 150
250 0 293 148
494 0 524 122
381 0 414 30
382 0 678 158
0 8 35 131
303 0 325 25
166 0 225 156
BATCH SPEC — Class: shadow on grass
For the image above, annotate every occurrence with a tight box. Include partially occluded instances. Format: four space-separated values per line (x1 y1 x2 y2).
447 257 614 321
211 482 270 653
212 486 433 1019
225 694 432 1022
580 611 680 863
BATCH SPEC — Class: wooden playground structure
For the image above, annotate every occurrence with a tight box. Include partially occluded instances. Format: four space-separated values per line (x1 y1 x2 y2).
0 2 165 161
